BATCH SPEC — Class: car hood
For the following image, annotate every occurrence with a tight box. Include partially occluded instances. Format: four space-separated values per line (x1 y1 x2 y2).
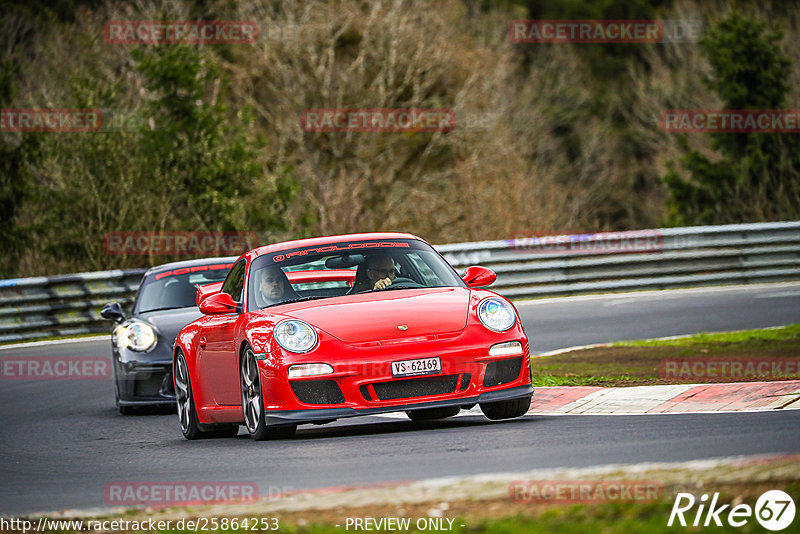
278 288 470 343
138 307 204 346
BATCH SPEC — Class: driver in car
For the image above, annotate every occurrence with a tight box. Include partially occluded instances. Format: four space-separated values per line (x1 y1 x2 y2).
256 266 297 306
366 255 397 291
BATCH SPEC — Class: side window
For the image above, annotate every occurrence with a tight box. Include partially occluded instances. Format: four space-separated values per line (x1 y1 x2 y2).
221 259 246 302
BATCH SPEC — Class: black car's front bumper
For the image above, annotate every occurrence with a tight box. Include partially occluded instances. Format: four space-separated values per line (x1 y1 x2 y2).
264 384 534 426
114 355 175 407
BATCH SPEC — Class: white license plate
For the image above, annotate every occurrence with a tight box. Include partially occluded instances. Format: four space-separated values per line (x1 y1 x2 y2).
391 357 442 378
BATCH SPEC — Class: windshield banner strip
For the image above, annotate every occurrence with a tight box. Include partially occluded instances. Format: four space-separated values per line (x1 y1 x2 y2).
154 263 234 281
271 241 411 263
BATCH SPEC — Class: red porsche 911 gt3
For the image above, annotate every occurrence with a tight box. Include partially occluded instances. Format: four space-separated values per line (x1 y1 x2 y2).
173 233 533 440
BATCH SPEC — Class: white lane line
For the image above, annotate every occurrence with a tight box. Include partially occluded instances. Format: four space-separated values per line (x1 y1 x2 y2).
536 343 611 357
514 281 800 306
535 326 791 357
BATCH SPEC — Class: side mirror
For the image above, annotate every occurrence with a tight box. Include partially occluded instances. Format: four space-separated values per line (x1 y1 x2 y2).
196 281 224 306
100 302 125 323
461 266 496 288
199 292 238 315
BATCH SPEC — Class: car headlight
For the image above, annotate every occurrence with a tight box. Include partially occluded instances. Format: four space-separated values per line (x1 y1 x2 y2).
477 297 516 332
274 319 318 353
113 321 157 352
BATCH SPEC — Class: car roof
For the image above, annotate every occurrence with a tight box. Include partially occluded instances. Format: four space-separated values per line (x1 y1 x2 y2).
143 256 240 276
248 232 423 259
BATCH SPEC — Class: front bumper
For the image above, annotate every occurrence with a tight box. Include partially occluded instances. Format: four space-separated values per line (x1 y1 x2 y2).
114 345 175 406
265 384 533 425
254 323 533 426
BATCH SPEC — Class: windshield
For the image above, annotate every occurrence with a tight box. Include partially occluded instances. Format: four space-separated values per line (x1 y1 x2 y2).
247 239 465 311
136 263 234 313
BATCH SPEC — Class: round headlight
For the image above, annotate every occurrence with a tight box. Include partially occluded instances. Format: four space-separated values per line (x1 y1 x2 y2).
274 319 318 353
114 321 157 351
477 297 516 332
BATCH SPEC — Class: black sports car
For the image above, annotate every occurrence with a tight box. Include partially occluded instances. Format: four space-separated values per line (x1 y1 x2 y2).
101 257 236 414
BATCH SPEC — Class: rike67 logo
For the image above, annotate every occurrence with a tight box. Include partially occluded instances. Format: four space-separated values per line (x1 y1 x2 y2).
669 490 796 531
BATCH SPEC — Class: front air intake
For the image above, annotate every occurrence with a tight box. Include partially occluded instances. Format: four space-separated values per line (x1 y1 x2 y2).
372 375 459 401
483 357 522 387
290 380 345 404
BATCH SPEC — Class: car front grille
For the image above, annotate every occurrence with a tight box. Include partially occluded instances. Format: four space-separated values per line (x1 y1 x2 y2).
133 370 170 398
291 380 345 405
372 375 459 401
483 357 523 387
460 373 471 391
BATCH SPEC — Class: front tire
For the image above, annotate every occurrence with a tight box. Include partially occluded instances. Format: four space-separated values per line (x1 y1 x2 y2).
174 351 205 439
480 395 532 421
406 406 460 421
240 345 297 441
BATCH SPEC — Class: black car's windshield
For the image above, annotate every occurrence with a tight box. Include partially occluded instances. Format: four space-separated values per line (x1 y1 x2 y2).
136 263 234 313
247 239 465 311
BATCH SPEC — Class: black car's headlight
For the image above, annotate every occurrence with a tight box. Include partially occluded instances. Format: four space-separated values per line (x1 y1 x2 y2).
113 320 157 352
274 319 318 353
477 297 516 332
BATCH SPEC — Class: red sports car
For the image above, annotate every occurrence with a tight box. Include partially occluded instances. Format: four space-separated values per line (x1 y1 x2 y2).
173 233 533 440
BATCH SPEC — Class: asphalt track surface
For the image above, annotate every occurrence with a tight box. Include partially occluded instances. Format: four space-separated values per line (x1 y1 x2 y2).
1 283 800 515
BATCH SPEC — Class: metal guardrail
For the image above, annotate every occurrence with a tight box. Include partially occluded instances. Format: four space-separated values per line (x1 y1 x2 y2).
0 269 145 343
1 222 799 343
438 221 800 298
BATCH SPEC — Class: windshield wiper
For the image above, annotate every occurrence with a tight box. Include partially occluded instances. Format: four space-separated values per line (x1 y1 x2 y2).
141 305 190 313
264 295 328 308
374 284 424 292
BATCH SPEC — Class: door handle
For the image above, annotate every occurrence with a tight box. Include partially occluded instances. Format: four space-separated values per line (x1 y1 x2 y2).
198 337 206 348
